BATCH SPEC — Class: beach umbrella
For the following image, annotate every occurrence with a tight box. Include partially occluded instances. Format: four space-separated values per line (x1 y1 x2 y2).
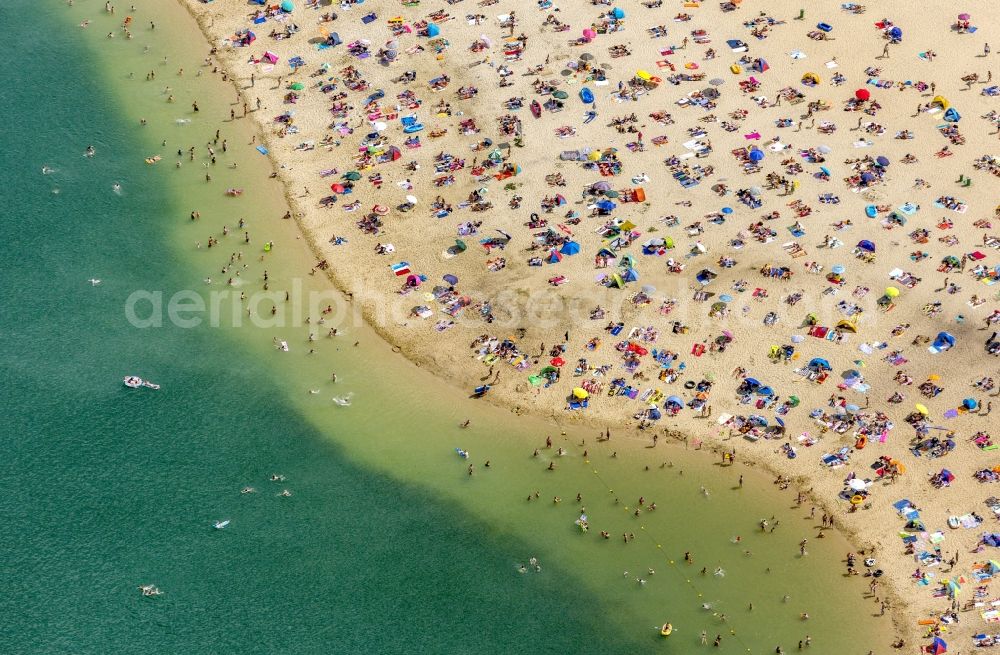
749 186 763 196
374 121 388 132
572 387 589 399
611 7 625 19
580 52 595 61
454 239 467 252
817 144 832 154
405 195 418 205
553 90 569 100
641 284 656 293
373 204 389 215
560 68 573 77
889 26 902 40
848 478 867 491
915 403 929 415
875 155 890 167
604 190 620 198
709 78 725 86
289 82 304 90
330 183 345 193
426 23 440 37
964 398 978 410
808 358 831 371
582 28 596 41
280 0 294 11
550 357 566 367
831 264 845 274
756 386 774 397
854 88 870 101
845 403 860 413
958 13 970 20
749 148 764 162
857 239 876 252
884 286 900 298
720 294 733 302
343 171 361 180
721 206 733 214
560 241 581 255
442 274 458 285
743 377 761 388
710 301 727 311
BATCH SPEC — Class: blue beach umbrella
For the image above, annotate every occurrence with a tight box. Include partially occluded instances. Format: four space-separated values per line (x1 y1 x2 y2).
280 0 294 11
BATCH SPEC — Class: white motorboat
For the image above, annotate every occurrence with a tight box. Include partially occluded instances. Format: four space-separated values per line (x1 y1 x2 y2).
123 376 160 390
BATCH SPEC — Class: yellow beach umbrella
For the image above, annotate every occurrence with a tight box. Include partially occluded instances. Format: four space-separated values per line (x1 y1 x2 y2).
636 70 652 81
885 286 900 298
572 387 589 399
915 403 929 415
928 374 941 381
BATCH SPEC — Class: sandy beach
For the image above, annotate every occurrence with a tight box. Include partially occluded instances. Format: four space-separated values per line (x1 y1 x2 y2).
169 0 1000 648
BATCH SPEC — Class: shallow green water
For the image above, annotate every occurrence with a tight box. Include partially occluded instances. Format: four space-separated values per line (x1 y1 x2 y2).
1 2 885 653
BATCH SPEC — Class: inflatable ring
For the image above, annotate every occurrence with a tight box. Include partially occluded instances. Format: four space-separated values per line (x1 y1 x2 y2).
684 381 697 389
850 495 864 505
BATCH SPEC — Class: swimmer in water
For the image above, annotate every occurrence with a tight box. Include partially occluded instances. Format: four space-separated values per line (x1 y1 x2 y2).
241 487 255 494
112 182 121 194
41 166 55 175
701 486 710 497
714 567 725 577
84 145 95 157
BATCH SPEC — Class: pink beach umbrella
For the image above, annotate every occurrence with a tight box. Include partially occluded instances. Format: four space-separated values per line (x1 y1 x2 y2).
582 28 596 41
958 13 971 20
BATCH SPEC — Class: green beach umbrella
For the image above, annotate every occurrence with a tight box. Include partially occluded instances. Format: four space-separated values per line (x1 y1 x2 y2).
280 0 294 11
289 82 304 90
603 190 619 198
454 239 467 252
552 90 569 100
343 171 361 180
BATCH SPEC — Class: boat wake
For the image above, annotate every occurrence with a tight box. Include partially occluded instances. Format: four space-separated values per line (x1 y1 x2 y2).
332 392 354 406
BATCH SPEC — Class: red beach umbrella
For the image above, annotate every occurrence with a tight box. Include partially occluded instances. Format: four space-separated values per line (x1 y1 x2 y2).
330 183 345 193
855 88 870 101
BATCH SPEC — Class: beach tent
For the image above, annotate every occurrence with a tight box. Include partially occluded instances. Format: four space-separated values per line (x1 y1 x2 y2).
931 95 950 110
933 332 956 351
835 320 858 333
647 407 662 420
560 241 581 255
802 72 821 84
743 377 762 389
808 357 832 371
618 254 637 269
547 250 563 264
596 248 616 259
426 23 440 37
622 267 639 282
665 396 684 408
609 273 625 288
856 239 876 252
753 58 769 73
442 273 459 285
943 107 961 122
929 637 947 654
263 51 279 64
756 386 774 397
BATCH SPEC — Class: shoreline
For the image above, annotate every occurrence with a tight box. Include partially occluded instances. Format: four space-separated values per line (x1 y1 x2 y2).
174 0 1000 643
175 1 920 646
